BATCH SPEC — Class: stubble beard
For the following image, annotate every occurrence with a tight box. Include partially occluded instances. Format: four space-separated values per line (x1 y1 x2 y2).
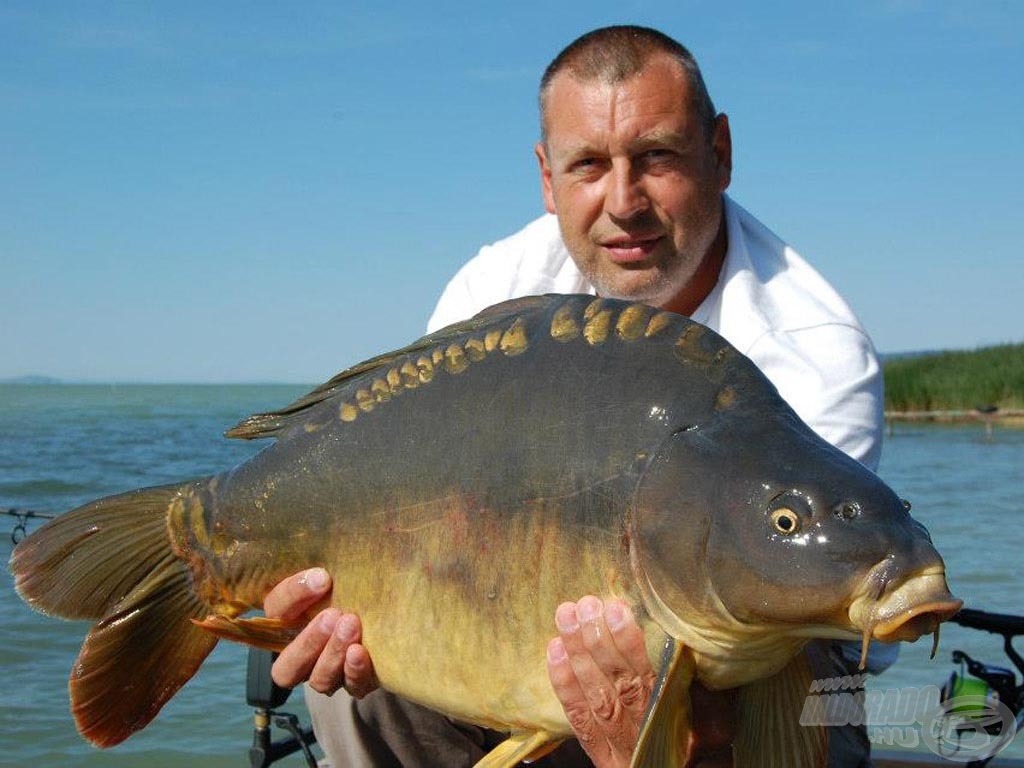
570 210 722 312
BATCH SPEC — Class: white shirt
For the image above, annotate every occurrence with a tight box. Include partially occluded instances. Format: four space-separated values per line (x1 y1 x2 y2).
429 196 884 471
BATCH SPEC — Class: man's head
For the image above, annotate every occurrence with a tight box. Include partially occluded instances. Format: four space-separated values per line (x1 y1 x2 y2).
535 26 732 316
538 26 717 145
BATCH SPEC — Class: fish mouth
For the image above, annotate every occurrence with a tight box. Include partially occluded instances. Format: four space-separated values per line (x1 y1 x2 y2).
849 566 962 669
870 598 962 641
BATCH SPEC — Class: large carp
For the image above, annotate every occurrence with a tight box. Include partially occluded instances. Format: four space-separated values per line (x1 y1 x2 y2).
12 294 960 767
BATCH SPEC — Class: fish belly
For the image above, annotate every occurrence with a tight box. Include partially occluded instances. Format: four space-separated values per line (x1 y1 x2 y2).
320 495 634 734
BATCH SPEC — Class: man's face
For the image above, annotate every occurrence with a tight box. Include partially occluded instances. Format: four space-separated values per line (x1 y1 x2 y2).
536 55 732 314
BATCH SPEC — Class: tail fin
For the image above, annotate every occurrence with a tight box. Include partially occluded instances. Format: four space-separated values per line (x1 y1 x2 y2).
10 481 219 747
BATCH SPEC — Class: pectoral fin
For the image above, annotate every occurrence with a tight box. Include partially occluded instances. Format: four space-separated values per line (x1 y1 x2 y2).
733 649 827 768
192 615 302 652
630 637 693 768
474 730 562 768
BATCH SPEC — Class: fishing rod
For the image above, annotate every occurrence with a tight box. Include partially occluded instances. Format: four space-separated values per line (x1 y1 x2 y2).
3 507 55 544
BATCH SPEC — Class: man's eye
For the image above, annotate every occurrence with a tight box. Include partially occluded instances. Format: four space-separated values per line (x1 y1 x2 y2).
568 158 604 176
642 149 674 162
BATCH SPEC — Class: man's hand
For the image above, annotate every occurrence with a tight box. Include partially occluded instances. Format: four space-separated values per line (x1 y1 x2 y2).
546 596 737 768
546 596 655 768
262 568 379 698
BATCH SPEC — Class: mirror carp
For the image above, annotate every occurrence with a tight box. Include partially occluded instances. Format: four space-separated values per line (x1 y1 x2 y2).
10 294 961 767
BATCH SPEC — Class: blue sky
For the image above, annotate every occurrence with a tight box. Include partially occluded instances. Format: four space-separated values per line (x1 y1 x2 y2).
2 2 1021 383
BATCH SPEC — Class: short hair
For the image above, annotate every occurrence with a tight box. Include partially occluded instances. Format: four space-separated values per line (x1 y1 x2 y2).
538 25 717 142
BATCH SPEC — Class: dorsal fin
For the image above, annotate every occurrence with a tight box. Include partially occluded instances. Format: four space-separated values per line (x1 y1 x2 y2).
225 295 562 440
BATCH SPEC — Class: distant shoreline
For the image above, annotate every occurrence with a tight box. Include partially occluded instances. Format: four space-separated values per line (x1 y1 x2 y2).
885 409 1024 427
0 379 310 387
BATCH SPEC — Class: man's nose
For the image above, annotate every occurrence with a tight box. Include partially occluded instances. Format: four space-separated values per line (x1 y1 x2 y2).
605 162 648 220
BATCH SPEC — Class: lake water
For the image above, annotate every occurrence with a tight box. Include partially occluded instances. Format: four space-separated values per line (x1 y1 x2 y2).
1 384 1022 766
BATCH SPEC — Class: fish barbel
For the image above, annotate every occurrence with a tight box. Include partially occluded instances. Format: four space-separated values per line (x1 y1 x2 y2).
10 294 961 767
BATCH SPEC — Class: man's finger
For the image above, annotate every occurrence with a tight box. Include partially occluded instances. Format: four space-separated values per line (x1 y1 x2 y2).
600 600 655 719
555 601 616 717
308 612 361 695
272 608 339 688
304 612 379 698
576 597 631 675
342 640 379 699
263 567 331 621
603 601 649 670
555 600 639 761
547 636 615 764
560 599 652 722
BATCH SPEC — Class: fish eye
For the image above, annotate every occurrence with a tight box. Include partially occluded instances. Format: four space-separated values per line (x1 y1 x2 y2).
770 507 801 535
766 491 812 536
901 499 912 513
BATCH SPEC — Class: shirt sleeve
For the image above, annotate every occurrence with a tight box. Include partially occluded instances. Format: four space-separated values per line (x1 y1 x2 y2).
745 323 884 472
426 215 575 333
426 239 527 334
427 261 483 333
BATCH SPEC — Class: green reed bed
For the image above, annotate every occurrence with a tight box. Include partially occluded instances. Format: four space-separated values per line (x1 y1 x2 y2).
883 343 1024 412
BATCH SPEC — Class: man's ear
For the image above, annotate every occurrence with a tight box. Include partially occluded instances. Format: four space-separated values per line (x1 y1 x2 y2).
712 114 733 193
535 142 557 214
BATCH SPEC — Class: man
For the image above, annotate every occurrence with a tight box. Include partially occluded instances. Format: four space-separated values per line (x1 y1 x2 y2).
264 25 889 767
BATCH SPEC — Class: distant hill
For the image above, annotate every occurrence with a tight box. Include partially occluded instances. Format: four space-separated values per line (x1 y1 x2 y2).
0 375 63 385
883 342 1024 412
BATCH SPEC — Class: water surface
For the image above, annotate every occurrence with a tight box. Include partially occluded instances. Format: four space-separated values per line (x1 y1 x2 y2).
1 386 1021 764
